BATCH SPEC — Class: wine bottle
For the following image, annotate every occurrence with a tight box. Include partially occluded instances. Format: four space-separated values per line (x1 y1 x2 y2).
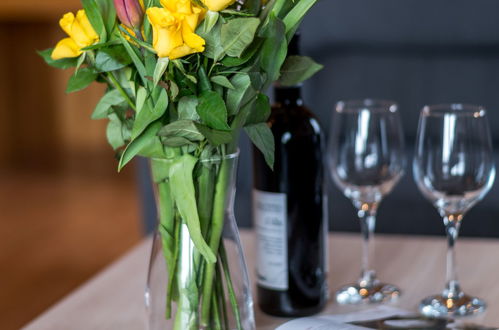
252 34 328 317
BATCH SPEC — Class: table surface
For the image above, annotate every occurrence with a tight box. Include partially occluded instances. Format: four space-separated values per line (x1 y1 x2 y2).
23 230 499 329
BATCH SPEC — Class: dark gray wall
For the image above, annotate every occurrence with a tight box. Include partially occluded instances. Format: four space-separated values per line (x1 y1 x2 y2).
140 0 499 237
235 0 499 237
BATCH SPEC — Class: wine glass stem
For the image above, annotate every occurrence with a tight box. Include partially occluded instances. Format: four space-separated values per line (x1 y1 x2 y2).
444 215 462 297
358 207 377 286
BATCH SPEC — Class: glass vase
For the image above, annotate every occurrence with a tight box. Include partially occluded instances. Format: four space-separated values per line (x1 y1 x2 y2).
145 151 255 330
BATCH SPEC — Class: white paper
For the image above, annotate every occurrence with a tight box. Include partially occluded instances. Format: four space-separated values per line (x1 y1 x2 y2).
254 189 288 290
276 306 414 330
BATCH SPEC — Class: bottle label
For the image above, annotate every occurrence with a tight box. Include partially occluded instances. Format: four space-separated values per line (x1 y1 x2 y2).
253 189 288 290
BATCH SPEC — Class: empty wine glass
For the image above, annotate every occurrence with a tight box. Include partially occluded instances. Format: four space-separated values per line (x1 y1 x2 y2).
327 99 405 304
413 104 495 317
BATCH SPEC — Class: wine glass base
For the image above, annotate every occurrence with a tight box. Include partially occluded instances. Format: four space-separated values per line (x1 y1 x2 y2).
419 294 486 317
335 283 401 305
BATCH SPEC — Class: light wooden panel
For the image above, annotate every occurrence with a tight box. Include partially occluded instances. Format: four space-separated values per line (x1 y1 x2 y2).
24 232 499 329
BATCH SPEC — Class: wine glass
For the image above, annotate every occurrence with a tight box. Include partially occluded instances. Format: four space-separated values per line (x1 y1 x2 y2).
327 99 405 304
413 104 495 317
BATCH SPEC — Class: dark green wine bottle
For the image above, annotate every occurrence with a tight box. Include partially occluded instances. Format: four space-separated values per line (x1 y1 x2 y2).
252 34 328 317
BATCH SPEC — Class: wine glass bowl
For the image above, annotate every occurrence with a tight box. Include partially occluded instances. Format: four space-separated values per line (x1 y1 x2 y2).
414 104 495 217
413 103 495 317
328 99 405 304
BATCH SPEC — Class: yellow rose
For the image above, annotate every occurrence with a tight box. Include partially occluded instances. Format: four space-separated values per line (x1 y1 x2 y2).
146 1 205 59
51 10 99 60
201 0 236 12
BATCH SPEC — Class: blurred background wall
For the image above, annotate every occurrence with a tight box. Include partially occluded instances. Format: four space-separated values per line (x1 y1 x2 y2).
0 1 142 329
234 0 499 238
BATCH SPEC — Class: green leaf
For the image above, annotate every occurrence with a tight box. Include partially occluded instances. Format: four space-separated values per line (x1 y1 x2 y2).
186 74 197 84
221 9 255 16
269 0 293 19
150 159 172 183
226 73 253 115
81 40 121 51
278 55 323 86
197 18 224 60
210 75 234 89
161 136 196 147
220 17 260 57
94 45 132 72
200 11 219 34
96 0 116 37
118 34 148 85
82 0 107 41
37 48 79 69
169 80 179 100
245 93 271 125
162 137 195 147
220 38 262 67
132 88 169 138
153 57 169 87
241 0 261 15
135 86 148 113
194 124 232 146
114 67 134 90
138 136 167 158
158 120 204 141
282 0 318 33
75 52 87 73
197 66 212 93
230 0 262 16
248 72 265 90
66 67 98 93
178 96 200 120
260 14 287 82
169 154 216 263
118 26 156 53
245 123 275 169
92 89 126 119
197 91 230 130
230 96 254 130
119 121 162 170
144 52 157 77
106 113 126 150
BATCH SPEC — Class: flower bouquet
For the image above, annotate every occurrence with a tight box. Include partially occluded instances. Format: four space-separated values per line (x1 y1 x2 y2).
40 0 322 328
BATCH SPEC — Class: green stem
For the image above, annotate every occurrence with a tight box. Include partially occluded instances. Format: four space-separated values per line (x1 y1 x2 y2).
196 257 206 289
166 212 181 319
173 222 199 330
157 181 174 238
200 158 230 327
197 164 216 237
211 290 222 330
216 261 229 330
220 243 242 330
106 72 136 111
271 0 287 18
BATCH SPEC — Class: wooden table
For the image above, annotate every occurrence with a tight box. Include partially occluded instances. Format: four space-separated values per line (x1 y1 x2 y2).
23 230 499 329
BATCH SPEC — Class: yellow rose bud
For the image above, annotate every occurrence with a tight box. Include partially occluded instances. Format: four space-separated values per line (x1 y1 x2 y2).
146 4 205 59
51 10 99 60
201 0 236 12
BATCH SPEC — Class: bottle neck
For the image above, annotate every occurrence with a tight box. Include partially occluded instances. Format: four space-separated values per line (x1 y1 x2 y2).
274 85 303 107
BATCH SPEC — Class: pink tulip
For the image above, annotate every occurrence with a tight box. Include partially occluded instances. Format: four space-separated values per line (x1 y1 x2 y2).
114 0 144 31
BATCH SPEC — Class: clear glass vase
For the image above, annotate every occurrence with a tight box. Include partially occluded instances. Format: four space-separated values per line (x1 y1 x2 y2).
145 151 255 330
